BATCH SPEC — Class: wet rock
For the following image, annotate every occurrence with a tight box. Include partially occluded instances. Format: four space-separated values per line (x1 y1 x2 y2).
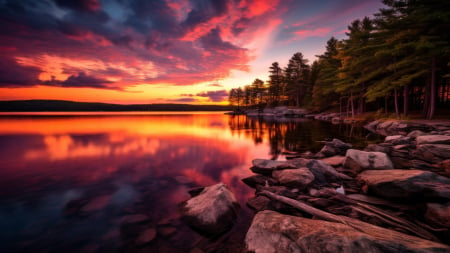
251 159 295 174
241 175 277 188
357 169 450 201
414 144 450 162
364 120 379 132
291 158 350 185
407 130 426 138
317 138 352 157
425 202 450 228
321 155 345 167
244 210 450 253
272 168 315 190
343 149 393 174
439 159 450 174
365 143 391 153
416 135 450 145
384 135 411 145
247 196 271 211
135 228 157 245
179 183 239 235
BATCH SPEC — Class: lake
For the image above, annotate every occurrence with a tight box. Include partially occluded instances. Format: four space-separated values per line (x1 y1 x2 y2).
0 112 381 252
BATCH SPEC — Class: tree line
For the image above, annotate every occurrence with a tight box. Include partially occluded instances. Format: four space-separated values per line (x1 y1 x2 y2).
229 0 450 119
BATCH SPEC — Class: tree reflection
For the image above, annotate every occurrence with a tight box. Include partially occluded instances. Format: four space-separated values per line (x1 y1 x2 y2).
228 115 382 159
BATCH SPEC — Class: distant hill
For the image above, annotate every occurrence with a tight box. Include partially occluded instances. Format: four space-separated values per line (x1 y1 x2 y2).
0 100 233 112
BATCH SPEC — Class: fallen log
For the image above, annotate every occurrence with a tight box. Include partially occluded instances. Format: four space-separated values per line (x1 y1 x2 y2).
259 190 441 243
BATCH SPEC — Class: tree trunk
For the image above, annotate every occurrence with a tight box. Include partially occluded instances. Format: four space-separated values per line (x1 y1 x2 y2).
422 82 430 117
403 84 409 117
427 56 436 119
394 89 400 119
350 92 355 118
384 96 388 114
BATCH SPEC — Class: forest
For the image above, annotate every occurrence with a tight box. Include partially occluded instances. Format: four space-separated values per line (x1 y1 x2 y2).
228 0 450 119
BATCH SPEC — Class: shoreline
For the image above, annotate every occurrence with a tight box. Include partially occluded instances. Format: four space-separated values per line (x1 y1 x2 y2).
181 116 450 252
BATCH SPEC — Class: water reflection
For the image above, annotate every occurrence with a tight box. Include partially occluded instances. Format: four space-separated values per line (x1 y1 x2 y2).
228 115 381 159
0 113 380 252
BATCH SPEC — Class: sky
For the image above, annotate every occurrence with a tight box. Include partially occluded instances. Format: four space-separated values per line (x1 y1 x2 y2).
0 0 384 104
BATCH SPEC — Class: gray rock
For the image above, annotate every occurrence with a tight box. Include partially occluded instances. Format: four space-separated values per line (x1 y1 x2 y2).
244 210 450 253
364 120 379 132
365 144 391 153
272 168 315 189
417 135 450 145
384 135 411 145
251 159 296 174
343 149 394 174
180 183 239 235
415 144 450 161
291 158 350 185
407 130 426 138
320 156 345 167
318 138 352 157
357 169 450 201
425 202 450 228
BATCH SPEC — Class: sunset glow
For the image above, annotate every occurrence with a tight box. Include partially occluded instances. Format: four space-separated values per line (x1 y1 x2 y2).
0 0 383 104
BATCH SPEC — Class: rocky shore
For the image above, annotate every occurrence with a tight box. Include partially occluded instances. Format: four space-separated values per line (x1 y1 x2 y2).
180 119 450 252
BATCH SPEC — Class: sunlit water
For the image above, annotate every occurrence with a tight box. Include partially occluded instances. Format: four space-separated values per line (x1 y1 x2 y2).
0 112 381 252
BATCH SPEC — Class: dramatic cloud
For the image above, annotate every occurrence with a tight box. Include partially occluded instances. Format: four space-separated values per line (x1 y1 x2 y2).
0 0 384 102
196 90 229 102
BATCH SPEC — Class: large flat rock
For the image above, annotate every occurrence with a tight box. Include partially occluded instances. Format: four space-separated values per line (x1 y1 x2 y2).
357 169 450 201
245 210 450 253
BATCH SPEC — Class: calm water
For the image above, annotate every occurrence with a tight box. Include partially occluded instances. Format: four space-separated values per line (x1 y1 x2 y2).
0 112 381 252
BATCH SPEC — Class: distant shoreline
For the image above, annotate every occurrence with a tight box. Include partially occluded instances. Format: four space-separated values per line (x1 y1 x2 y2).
0 100 232 112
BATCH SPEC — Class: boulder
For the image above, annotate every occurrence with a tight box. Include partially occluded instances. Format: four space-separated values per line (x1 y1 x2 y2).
384 135 411 145
407 130 426 138
317 138 352 157
321 156 345 167
291 158 350 185
416 135 450 145
244 210 450 253
365 144 391 153
425 202 450 228
414 144 450 162
272 168 315 190
357 169 450 201
179 183 239 235
343 149 394 174
364 120 379 132
251 159 296 174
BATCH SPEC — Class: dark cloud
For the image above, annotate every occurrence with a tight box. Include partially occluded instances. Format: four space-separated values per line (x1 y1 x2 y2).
168 97 198 103
208 83 223 87
53 0 101 12
183 0 228 28
200 27 238 51
43 72 117 89
0 56 41 87
196 89 228 102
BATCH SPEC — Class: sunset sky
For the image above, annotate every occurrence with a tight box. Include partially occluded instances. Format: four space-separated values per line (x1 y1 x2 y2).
0 0 384 104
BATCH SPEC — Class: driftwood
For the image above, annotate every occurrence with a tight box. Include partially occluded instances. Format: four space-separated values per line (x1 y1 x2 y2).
259 190 440 242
